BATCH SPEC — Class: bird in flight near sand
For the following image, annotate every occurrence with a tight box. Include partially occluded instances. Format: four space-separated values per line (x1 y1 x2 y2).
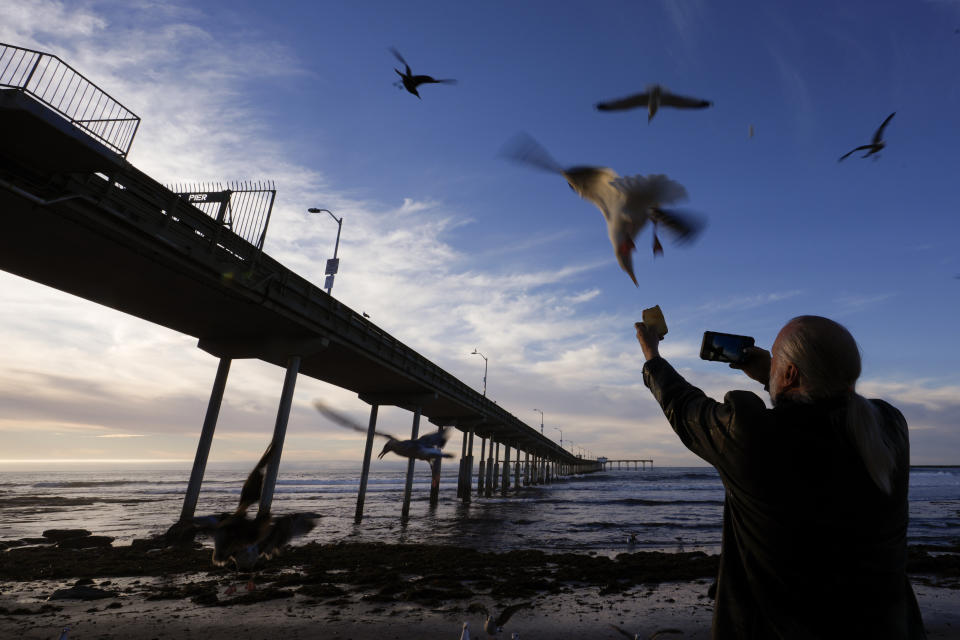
501 132 703 286
390 47 456 98
838 112 895 161
596 85 712 122
167 441 318 592
314 400 454 485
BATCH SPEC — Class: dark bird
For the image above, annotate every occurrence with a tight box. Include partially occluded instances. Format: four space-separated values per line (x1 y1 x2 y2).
610 625 684 640
482 602 532 636
501 133 704 286
390 47 456 98
596 84 712 122
167 441 318 592
838 112 896 161
314 400 454 486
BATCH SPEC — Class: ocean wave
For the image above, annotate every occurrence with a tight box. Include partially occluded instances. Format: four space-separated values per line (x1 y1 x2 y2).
30 480 193 488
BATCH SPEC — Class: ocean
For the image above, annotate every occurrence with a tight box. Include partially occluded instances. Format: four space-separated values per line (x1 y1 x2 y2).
1 463 957 556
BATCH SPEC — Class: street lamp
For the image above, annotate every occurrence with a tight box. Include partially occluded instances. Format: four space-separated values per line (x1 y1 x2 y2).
307 207 343 296
470 348 488 396
553 426 563 449
532 408 544 434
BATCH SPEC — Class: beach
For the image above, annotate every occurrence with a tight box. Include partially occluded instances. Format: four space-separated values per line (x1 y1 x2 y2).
1 535 958 639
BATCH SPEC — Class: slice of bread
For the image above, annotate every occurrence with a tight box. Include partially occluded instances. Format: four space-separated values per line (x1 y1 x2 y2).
642 305 668 339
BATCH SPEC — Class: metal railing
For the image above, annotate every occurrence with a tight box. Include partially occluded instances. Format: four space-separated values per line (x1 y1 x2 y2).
0 42 140 157
168 181 277 251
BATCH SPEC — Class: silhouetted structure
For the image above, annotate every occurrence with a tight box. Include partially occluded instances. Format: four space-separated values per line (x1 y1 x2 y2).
0 42 598 527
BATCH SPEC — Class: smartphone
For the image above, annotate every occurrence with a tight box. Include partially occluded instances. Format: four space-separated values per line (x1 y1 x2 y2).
700 331 755 365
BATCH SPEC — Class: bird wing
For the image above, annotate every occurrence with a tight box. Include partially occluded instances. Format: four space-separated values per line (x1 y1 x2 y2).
658 90 712 109
314 400 398 441
237 441 274 512
595 92 650 111
613 174 688 207
838 145 873 162
496 601 532 627
648 207 706 244
257 512 319 560
872 111 896 144
389 47 411 76
648 629 684 640
411 75 456 85
416 428 450 449
609 624 635 639
500 132 565 174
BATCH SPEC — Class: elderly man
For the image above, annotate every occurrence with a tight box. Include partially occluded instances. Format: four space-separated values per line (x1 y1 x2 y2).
635 314 925 639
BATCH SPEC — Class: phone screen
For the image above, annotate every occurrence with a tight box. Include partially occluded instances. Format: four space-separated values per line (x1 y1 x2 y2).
700 332 755 364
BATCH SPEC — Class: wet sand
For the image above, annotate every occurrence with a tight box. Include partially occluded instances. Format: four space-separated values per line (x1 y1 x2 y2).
1 534 958 638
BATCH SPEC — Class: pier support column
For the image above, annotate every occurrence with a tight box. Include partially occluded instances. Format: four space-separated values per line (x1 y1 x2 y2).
464 429 474 503
457 425 468 499
429 425 444 507
514 449 521 489
259 356 300 514
180 357 231 522
401 406 422 520
354 403 380 522
477 437 486 496
501 443 511 496
524 452 530 486
486 442 496 497
492 442 501 492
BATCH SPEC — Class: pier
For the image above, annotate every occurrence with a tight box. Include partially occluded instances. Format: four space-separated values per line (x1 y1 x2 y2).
0 42 600 523
601 459 654 471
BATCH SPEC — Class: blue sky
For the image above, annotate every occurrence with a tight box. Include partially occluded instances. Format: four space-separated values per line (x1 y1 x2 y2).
1 0 958 467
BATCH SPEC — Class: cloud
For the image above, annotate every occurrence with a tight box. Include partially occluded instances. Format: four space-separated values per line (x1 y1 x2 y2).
696 289 803 314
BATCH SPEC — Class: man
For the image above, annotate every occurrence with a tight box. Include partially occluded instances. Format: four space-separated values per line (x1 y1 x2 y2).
635 314 925 639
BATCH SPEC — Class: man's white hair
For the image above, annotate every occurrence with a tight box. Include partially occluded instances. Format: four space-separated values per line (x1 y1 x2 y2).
777 316 899 495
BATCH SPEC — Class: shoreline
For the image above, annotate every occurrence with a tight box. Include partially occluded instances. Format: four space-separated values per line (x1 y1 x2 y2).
1 537 959 638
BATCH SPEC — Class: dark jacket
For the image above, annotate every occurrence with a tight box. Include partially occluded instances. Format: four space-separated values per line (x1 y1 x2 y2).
642 356 925 639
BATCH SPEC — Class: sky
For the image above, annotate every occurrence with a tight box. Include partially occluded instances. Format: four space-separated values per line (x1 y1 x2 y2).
1 0 959 468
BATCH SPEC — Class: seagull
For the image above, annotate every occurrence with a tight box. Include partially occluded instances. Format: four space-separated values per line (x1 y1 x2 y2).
501 133 704 286
390 47 456 98
610 625 684 640
838 112 895 162
169 441 319 593
596 85 712 122
314 400 454 486
482 602 531 636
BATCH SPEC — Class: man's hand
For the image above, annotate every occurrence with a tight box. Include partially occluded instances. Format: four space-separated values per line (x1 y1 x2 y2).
635 322 661 362
731 346 771 387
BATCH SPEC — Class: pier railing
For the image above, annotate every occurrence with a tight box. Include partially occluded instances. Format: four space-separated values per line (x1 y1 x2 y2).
0 42 140 157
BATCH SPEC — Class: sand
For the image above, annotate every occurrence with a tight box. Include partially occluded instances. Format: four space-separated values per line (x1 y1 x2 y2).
1 535 957 639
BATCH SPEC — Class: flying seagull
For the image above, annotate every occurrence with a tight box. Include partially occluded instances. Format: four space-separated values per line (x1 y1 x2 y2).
501 133 703 286
838 112 896 161
596 85 712 122
390 47 456 98
314 400 454 486
482 602 532 636
167 441 318 592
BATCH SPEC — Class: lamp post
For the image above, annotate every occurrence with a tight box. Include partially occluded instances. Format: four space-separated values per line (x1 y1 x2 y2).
307 207 342 296
470 348 488 396
532 408 544 434
553 426 563 449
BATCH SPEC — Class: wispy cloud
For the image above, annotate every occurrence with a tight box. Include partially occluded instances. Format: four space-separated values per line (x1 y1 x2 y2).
696 289 803 314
